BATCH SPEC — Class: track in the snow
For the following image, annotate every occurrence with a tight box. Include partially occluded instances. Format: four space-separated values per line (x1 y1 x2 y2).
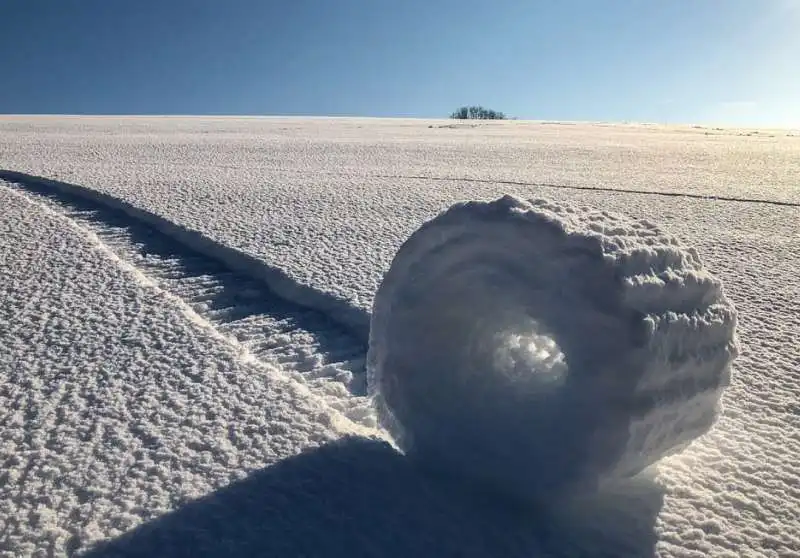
2 178 369 399
369 173 800 208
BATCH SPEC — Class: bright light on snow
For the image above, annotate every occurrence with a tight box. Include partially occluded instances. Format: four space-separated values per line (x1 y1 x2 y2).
492 327 568 387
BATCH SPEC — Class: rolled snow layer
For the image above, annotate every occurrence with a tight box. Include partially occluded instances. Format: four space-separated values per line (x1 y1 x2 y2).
367 195 738 501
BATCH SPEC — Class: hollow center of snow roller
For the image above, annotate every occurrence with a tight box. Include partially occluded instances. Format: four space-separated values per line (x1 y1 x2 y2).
396 269 568 406
377 263 580 485
490 326 567 386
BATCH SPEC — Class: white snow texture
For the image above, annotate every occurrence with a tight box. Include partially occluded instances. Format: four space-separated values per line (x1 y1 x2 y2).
0 185 367 556
368 195 738 501
1 116 798 557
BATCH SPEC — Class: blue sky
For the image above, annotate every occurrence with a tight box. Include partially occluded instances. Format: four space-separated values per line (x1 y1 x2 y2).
1 0 798 126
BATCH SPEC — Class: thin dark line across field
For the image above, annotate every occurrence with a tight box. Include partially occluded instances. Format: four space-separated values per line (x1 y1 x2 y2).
367 173 800 208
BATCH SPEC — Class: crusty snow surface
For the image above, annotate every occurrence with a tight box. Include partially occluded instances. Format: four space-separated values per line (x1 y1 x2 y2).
1 117 799 557
0 185 370 556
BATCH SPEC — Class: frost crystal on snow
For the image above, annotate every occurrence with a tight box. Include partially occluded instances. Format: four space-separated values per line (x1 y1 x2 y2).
367 194 739 501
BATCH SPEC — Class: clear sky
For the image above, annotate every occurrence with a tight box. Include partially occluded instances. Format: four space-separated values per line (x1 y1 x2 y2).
1 0 798 126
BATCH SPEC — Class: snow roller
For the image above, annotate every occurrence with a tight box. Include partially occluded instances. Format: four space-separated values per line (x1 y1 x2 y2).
367 195 738 502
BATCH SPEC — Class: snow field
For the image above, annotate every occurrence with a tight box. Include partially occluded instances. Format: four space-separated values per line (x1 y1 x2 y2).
1 116 798 556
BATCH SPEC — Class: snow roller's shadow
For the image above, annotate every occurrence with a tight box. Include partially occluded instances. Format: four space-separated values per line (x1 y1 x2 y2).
82 437 665 558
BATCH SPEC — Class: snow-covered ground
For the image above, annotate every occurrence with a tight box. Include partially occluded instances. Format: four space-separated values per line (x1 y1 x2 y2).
0 184 372 555
1 116 798 557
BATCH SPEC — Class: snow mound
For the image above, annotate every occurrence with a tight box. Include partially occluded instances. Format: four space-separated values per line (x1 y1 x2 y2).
367 195 739 501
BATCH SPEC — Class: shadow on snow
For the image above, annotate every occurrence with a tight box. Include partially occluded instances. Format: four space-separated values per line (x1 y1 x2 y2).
81 436 664 558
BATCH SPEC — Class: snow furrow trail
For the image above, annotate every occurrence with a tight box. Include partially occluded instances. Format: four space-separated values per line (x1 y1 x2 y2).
2 180 374 427
0 183 381 557
0 169 372 338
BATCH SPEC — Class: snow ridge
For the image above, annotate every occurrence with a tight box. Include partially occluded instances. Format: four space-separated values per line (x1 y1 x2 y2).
0 170 372 339
2 178 376 428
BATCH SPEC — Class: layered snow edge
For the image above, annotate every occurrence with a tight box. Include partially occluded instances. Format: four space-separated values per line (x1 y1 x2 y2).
367 194 739 501
0 169 372 338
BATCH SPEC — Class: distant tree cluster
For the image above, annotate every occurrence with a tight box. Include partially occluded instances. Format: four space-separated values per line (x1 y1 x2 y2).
450 105 506 120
